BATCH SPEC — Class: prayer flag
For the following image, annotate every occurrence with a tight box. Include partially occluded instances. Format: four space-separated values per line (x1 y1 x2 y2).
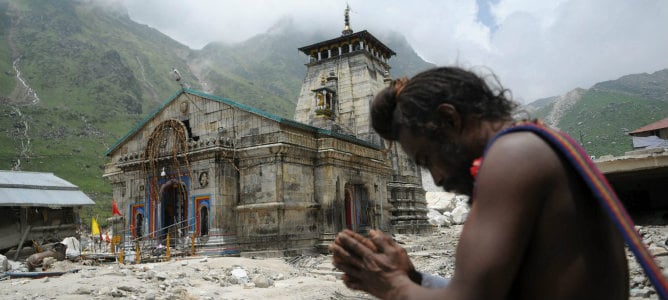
91 217 100 236
112 199 122 216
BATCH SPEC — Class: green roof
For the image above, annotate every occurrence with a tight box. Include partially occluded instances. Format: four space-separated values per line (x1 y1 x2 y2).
104 88 380 156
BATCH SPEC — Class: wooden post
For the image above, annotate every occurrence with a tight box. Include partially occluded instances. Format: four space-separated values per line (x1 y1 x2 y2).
111 235 120 255
14 225 31 261
118 249 124 265
166 232 171 261
190 233 195 256
135 240 141 264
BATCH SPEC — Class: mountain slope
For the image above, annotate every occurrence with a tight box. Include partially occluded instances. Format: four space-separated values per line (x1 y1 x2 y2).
189 20 436 118
0 0 199 219
592 69 668 102
0 0 436 223
526 69 668 157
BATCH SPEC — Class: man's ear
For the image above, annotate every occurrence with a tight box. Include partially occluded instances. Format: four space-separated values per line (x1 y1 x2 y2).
436 103 461 132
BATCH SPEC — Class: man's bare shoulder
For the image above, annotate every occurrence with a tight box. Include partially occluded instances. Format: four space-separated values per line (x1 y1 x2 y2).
481 131 563 182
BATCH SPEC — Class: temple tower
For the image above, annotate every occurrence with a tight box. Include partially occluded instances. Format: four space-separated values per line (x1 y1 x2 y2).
294 5 394 145
294 6 430 234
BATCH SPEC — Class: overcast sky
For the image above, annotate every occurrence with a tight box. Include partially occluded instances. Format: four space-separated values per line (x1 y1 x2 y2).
122 0 668 103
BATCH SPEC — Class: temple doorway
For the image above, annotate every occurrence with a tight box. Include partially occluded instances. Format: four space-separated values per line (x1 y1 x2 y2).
160 179 188 243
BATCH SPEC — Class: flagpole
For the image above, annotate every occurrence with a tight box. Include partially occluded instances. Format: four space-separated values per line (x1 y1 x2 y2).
96 214 101 253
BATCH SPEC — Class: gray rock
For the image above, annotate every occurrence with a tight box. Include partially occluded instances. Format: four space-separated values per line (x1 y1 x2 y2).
118 286 137 293
156 272 168 281
252 274 274 288
230 267 249 284
451 204 469 224
144 293 156 300
427 209 451 228
425 192 457 213
650 246 668 257
0 254 8 272
630 287 652 298
243 282 255 289
74 286 93 295
110 288 125 298
632 275 647 287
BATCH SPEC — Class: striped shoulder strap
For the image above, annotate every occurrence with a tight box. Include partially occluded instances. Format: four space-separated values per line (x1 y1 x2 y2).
485 121 668 299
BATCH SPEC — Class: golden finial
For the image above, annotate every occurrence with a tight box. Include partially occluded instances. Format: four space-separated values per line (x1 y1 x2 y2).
342 4 353 36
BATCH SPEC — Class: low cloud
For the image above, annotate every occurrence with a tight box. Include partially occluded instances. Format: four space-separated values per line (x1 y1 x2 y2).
122 0 668 103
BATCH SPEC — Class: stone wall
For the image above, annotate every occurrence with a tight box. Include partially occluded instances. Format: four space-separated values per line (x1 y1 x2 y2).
293 48 431 236
105 87 430 256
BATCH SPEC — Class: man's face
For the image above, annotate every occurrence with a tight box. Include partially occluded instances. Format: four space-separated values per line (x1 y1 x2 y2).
398 127 475 196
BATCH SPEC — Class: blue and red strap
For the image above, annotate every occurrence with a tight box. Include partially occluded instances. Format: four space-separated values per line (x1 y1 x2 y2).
484 122 668 299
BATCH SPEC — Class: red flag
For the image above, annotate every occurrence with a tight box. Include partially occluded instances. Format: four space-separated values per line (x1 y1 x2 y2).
105 231 111 244
112 199 122 216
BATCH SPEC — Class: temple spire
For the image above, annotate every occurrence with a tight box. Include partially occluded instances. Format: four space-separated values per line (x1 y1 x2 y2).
342 4 353 36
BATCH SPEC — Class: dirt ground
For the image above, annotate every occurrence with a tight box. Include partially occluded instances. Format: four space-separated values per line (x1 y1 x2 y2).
1 224 666 300
1 227 459 300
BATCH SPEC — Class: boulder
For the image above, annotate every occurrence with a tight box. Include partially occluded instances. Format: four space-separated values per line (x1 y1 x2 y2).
252 274 274 288
427 209 451 228
426 192 457 213
0 254 8 272
451 205 470 224
230 267 249 284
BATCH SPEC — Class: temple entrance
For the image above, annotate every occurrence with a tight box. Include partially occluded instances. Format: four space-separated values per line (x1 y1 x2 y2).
345 189 353 230
160 179 188 244
135 213 143 238
142 119 194 240
199 206 209 236
344 184 371 232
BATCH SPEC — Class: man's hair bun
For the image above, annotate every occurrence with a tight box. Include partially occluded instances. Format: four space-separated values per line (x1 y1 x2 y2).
371 82 402 141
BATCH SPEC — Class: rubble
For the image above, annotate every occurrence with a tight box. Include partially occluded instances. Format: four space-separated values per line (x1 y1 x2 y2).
426 192 470 225
26 243 66 271
0 225 666 299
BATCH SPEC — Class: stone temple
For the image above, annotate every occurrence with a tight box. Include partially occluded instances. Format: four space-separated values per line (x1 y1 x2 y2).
102 7 431 257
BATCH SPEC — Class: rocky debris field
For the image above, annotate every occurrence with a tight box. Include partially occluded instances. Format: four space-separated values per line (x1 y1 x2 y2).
3 182 658 299
0 253 364 300
2 223 668 299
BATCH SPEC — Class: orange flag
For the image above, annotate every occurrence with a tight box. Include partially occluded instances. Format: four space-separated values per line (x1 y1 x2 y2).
112 199 122 216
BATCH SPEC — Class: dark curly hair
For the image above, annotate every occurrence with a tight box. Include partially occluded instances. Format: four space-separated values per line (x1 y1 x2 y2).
371 66 516 141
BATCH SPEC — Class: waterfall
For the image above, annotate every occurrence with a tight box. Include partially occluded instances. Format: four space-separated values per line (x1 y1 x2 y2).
12 57 40 104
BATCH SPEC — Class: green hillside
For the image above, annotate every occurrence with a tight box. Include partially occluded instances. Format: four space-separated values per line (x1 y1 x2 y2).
524 67 668 157
0 0 436 224
592 69 668 102
540 89 668 157
0 0 195 222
